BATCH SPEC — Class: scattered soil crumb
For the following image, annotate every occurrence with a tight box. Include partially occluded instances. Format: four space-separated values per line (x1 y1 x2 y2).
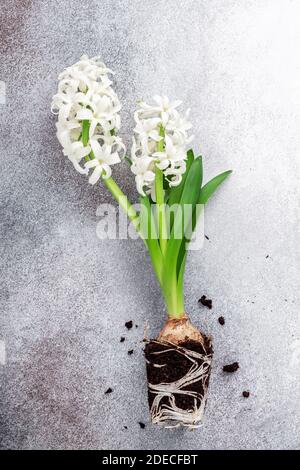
124 426 128 429
205 235 209 240
266 255 269 259
105 388 113 394
128 349 134 355
242 391 250 398
223 362 239 373
125 320 133 330
120 337 125 342
138 422 146 429
135 324 138 328
218 316 225 325
198 295 212 309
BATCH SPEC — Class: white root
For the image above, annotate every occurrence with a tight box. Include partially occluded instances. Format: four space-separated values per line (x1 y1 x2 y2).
147 341 212 428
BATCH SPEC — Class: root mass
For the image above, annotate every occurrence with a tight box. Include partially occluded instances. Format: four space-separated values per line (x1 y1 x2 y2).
145 336 213 428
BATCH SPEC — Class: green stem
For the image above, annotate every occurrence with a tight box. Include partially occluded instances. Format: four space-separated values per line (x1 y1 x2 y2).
154 125 186 318
82 120 90 146
82 120 91 162
162 274 184 319
155 126 168 255
155 169 167 254
81 119 141 236
103 177 140 232
174 254 186 316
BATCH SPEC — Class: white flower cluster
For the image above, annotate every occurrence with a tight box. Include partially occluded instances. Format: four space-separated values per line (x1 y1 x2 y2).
51 55 125 183
131 96 193 197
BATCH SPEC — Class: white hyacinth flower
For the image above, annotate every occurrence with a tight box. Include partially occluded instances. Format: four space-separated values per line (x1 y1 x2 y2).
130 153 156 197
131 95 193 196
51 55 125 184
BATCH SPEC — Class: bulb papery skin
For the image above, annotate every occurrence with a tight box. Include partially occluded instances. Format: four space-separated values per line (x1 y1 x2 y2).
157 314 205 345
131 95 194 196
51 55 125 183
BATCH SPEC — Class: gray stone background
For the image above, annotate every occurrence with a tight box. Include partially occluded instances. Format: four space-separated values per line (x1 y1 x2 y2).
0 0 299 450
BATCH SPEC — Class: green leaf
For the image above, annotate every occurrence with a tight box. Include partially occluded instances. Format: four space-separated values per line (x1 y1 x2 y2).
168 151 201 234
176 156 203 269
172 157 202 240
162 157 203 294
167 149 195 208
183 169 232 253
176 237 187 277
140 195 163 283
176 251 186 312
199 170 232 205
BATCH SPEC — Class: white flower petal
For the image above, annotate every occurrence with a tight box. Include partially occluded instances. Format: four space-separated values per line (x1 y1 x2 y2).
85 159 98 169
172 100 183 109
89 165 102 184
101 163 112 179
136 175 146 196
76 109 93 120
161 111 169 126
89 138 101 157
153 95 163 106
156 160 170 170
70 158 89 175
144 170 156 182
108 152 121 165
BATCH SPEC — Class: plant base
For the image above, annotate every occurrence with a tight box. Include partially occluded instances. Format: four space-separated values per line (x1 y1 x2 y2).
144 316 213 428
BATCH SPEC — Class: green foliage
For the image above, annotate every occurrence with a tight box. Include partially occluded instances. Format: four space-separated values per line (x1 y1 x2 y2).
163 157 202 285
139 195 163 284
167 149 195 208
199 170 232 204
139 151 232 318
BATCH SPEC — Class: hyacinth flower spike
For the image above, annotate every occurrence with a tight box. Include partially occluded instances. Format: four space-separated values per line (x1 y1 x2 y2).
51 55 139 230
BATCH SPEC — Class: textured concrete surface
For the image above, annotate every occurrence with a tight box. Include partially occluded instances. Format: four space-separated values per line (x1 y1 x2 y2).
1 0 300 450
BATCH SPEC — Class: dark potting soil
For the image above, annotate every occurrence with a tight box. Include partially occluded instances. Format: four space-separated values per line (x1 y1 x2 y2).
105 388 113 394
128 349 134 355
138 422 146 429
218 316 225 325
120 336 125 342
242 391 250 398
198 295 212 309
144 337 213 413
125 320 133 330
223 362 239 373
